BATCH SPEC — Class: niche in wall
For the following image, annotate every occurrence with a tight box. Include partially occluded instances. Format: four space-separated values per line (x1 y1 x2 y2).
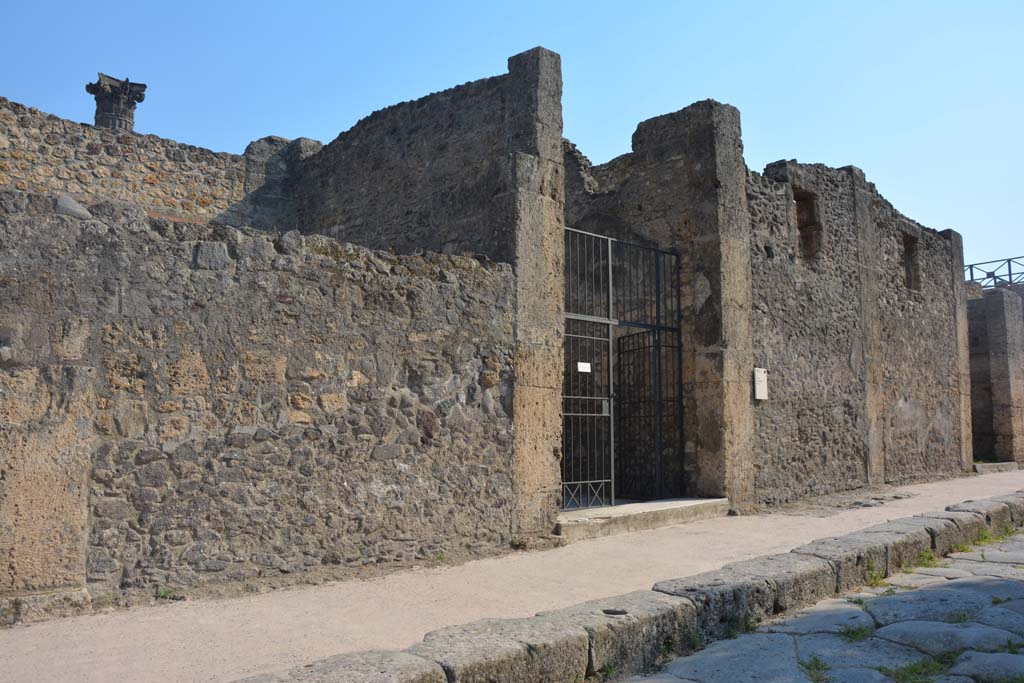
902 233 921 290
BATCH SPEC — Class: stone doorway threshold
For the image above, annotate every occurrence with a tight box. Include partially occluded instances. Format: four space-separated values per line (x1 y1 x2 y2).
554 497 730 543
974 461 1020 474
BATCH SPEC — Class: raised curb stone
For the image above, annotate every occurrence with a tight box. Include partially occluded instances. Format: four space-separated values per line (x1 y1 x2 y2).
791 534 889 592
406 615 589 683
234 651 446 683
653 553 835 639
537 590 698 678
948 500 1014 533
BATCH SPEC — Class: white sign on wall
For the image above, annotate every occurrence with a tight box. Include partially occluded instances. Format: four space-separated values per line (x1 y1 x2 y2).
577 362 592 373
753 368 769 401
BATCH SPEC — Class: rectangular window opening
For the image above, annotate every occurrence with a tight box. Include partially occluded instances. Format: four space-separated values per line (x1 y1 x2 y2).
793 188 821 259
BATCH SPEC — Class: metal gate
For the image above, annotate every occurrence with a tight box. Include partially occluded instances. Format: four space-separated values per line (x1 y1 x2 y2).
562 227 683 509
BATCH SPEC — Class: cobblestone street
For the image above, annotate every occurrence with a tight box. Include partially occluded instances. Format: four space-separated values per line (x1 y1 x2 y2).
631 531 1024 683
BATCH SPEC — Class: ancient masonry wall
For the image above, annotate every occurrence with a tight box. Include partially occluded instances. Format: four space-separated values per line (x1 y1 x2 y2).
0 96 322 229
750 161 970 503
0 190 518 622
286 48 566 534
968 286 1024 463
566 110 970 507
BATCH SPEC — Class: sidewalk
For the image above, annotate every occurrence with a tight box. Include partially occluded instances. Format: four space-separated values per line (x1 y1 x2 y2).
3 470 1024 683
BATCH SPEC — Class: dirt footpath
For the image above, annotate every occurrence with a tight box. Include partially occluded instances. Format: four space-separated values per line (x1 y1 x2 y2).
3 470 1024 683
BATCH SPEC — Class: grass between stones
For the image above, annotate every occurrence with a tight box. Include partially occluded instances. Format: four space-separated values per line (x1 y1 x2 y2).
799 654 831 683
838 624 874 642
877 651 960 683
910 549 940 569
866 560 888 588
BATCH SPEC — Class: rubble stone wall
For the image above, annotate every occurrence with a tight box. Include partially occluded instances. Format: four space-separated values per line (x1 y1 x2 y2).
0 190 518 620
290 50 563 264
567 124 970 506
746 166 870 503
0 96 321 230
750 161 969 501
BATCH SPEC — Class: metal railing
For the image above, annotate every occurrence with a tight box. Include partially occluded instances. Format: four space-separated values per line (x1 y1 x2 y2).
964 257 1024 289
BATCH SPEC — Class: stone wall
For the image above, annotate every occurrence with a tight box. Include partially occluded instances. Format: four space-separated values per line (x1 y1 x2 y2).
751 161 969 500
0 95 319 229
566 110 970 507
0 190 518 622
746 166 869 503
968 287 1024 463
290 50 562 264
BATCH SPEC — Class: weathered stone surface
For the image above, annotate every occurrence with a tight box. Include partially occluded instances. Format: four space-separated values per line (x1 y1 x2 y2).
875 620 1024 655
537 590 698 677
950 650 1024 681
828 669 895 683
54 193 91 219
0 588 91 626
795 633 924 670
654 553 835 638
665 633 803 683
760 598 874 635
193 241 231 270
883 572 949 589
969 287 1024 466
914 566 975 579
953 549 1024 565
854 523 934 572
864 577 1024 626
948 500 1014 533
918 510 990 547
407 616 589 683
989 493 1024 525
234 651 446 683
947 559 1024 581
792 534 888 592
869 515 962 555
0 189 520 602
974 605 1024 637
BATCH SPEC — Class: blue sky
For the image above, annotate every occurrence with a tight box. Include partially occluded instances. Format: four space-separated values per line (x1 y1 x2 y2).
3 1 1020 264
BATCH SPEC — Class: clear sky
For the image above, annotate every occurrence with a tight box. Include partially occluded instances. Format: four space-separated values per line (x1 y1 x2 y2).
3 1 1020 265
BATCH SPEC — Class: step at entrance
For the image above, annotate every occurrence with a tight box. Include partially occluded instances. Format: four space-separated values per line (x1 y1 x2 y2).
554 497 730 543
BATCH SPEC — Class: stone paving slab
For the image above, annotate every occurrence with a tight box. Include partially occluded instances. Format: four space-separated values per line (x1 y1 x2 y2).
663 633 804 683
635 527 1024 683
950 650 1024 681
794 633 923 670
884 572 949 589
759 598 874 635
875 620 1024 655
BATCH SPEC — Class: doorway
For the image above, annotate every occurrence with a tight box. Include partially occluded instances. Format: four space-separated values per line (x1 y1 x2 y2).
561 227 684 509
